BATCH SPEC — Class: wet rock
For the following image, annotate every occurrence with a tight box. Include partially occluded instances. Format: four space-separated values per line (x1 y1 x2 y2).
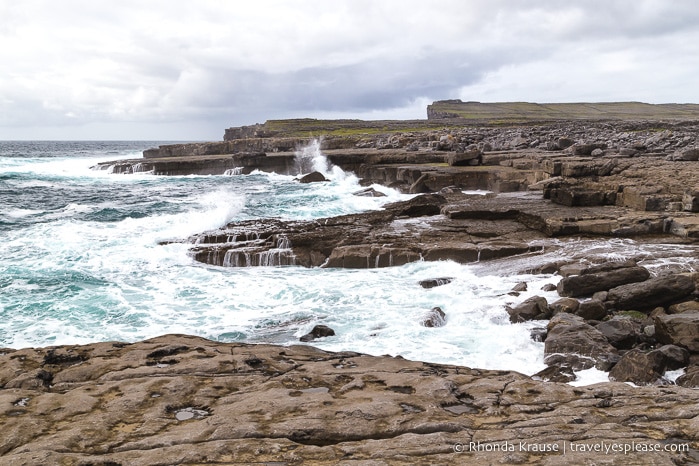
352 187 386 197
654 313 699 352
300 325 336 342
511 282 528 292
557 266 650 298
550 297 580 315
609 345 689 385
530 327 547 342
676 365 699 388
544 313 618 370
299 171 328 183
421 307 446 327
506 296 550 323
668 300 699 314
419 277 454 289
541 283 557 292
606 274 696 312
531 364 576 383
596 317 640 349
576 299 607 320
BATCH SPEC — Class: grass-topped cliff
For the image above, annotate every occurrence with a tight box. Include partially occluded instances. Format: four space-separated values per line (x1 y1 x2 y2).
224 101 699 140
427 99 699 122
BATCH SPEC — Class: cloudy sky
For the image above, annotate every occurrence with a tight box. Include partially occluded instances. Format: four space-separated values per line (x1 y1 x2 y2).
1 0 698 140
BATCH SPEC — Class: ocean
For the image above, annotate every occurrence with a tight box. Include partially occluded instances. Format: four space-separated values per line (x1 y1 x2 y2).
2 141 697 384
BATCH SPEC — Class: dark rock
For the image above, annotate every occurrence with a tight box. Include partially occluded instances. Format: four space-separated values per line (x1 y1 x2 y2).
654 313 699 352
511 282 528 292
557 266 650 298
299 171 327 183
506 296 550 323
544 313 618 370
596 317 640 349
608 345 688 385
300 325 336 342
447 149 483 166
576 299 607 320
550 298 580 315
667 147 699 161
422 307 446 328
419 277 454 289
668 300 699 314
570 142 608 156
353 187 386 197
606 274 696 312
676 365 699 388
608 348 668 385
532 365 576 383
654 344 690 370
541 283 557 292
530 327 548 343
387 193 446 217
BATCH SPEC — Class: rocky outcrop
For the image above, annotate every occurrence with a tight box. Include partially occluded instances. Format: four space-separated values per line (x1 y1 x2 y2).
604 275 696 312
543 314 618 371
1 335 698 465
654 313 699 352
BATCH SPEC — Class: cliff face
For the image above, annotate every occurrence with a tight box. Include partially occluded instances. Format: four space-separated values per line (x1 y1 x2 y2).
1 335 697 465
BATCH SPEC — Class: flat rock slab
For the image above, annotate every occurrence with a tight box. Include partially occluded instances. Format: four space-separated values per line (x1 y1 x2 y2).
1 335 698 464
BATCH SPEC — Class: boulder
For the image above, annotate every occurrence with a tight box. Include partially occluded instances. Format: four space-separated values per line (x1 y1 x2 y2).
557 266 650 298
676 364 699 388
421 307 446 327
668 300 699 314
550 297 580 315
300 324 336 342
654 313 699 352
667 147 699 161
419 277 454 289
605 274 696 312
531 364 576 383
506 296 550 323
576 299 607 321
570 142 608 156
608 348 667 385
299 171 327 183
544 313 618 370
353 187 386 197
447 149 483 166
596 317 640 349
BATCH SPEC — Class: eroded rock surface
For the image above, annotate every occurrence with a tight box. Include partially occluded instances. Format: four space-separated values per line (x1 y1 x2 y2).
1 335 698 465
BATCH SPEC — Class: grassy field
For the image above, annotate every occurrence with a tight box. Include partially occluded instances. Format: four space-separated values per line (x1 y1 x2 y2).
427 100 699 121
228 101 699 138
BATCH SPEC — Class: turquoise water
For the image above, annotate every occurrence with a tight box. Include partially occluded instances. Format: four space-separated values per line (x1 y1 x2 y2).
3 141 696 380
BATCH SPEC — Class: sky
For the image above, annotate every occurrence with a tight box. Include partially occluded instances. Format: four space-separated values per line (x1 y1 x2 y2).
1 0 698 140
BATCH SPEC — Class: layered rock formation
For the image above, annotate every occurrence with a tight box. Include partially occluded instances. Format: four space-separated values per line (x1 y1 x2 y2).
74 109 699 462
1 335 697 465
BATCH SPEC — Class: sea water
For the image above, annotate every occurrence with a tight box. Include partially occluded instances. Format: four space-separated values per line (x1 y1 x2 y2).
2 141 698 383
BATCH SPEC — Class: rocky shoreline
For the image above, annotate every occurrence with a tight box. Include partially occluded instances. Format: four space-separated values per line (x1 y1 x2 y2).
10 111 699 463
2 335 698 465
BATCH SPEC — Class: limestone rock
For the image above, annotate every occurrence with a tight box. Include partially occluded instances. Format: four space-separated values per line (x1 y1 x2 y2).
544 313 618 370
506 296 550 323
421 307 447 327
300 324 336 342
608 345 689 385
2 335 699 464
298 171 327 183
557 266 650 298
654 313 699 352
596 317 641 349
605 274 696 312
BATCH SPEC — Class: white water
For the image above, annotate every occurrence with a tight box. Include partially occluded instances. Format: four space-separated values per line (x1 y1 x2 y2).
2 141 699 386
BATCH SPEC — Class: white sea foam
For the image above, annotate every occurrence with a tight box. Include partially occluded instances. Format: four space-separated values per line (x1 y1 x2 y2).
4 143 699 386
